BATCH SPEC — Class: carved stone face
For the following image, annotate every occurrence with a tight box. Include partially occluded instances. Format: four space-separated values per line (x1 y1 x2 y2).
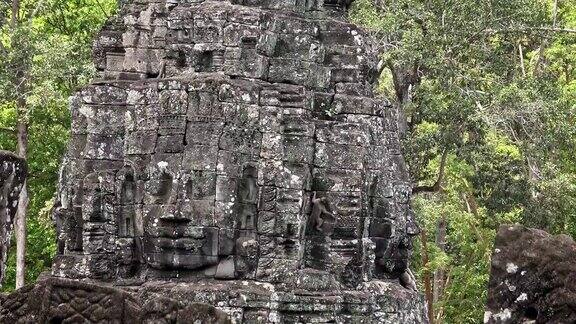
144 123 218 269
134 87 265 273
52 0 418 285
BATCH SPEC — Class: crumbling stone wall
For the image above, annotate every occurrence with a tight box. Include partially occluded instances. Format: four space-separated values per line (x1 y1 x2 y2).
2 0 428 322
485 224 576 323
0 151 26 287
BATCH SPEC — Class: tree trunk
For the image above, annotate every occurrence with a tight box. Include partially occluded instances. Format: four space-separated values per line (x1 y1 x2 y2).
14 182 27 289
533 0 558 76
12 0 28 290
518 43 526 78
420 229 434 324
11 0 19 26
15 120 27 289
433 217 447 323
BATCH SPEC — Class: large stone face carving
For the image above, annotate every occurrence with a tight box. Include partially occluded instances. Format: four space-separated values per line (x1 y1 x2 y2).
53 0 417 285
0 151 27 287
42 0 427 322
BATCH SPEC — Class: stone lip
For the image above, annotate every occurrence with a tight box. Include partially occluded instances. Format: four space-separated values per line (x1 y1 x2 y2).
0 150 25 161
163 0 354 12
485 224 576 324
0 150 27 287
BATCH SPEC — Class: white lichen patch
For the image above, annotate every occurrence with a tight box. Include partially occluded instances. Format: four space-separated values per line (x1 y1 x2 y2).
490 308 512 322
289 174 301 187
506 262 518 274
252 281 275 292
483 311 492 323
515 293 528 303
127 89 144 105
157 161 169 170
78 105 95 118
124 111 134 130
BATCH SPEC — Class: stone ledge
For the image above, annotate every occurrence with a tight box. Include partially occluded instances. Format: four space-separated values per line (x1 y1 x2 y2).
0 276 427 323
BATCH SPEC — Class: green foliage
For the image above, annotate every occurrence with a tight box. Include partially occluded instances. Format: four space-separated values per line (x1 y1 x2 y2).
351 0 576 322
411 146 523 322
0 0 116 291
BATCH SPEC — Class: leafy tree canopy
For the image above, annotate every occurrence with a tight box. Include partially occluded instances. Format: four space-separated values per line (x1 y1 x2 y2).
0 0 116 291
351 0 576 322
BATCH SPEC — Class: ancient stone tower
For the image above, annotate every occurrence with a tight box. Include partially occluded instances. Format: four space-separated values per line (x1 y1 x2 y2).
2 0 428 322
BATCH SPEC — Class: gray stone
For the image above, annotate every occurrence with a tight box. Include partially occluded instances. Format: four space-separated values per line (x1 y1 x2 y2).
0 277 231 323
485 224 576 324
1 0 429 322
0 151 27 287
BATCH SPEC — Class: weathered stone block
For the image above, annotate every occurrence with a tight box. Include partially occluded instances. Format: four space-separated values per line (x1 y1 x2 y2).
485 225 576 324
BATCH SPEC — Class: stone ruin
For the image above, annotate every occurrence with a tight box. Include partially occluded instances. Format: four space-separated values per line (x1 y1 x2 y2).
1 0 428 322
485 224 576 324
0 150 26 287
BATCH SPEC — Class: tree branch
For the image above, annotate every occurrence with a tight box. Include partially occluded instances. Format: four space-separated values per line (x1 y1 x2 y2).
461 193 485 244
0 127 16 135
94 0 111 19
413 148 449 194
485 26 576 35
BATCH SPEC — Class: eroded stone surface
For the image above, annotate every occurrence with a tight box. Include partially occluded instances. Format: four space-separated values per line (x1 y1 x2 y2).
54 0 417 287
485 224 576 324
0 150 26 287
2 0 427 322
0 277 231 323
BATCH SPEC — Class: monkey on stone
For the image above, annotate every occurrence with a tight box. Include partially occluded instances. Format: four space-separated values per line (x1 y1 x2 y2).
310 192 337 236
399 268 418 291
